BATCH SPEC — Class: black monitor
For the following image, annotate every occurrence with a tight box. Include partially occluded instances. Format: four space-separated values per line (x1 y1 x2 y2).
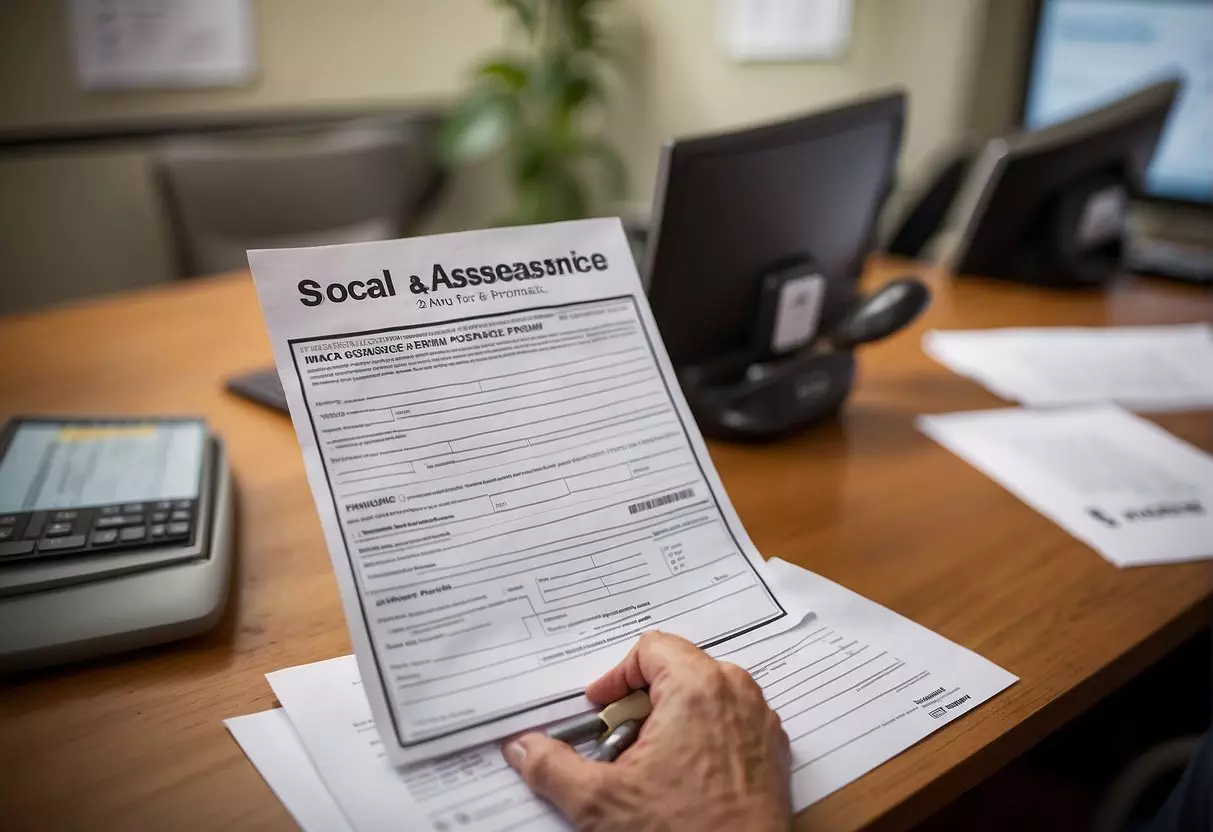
944 78 1181 286
644 91 905 368
1020 0 1212 208
643 92 928 441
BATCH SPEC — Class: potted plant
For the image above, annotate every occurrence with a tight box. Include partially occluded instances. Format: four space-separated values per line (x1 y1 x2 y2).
438 0 628 226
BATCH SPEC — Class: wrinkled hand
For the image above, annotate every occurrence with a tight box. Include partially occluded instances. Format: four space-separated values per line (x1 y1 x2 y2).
503 631 791 832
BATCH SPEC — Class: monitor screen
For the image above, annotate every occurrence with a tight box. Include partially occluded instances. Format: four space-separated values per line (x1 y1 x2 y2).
1022 0 1213 204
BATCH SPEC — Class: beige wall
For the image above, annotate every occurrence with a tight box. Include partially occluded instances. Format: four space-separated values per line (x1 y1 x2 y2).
0 0 1026 315
613 0 992 209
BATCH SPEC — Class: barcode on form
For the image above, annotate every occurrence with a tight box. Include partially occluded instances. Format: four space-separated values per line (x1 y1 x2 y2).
627 488 695 515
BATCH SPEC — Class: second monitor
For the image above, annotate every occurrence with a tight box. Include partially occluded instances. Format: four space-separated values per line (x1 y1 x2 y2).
944 78 1181 286
644 91 928 441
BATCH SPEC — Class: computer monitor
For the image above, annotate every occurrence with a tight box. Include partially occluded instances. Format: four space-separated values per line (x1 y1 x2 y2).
945 78 1180 286
644 91 904 370
1021 0 1213 207
643 92 922 441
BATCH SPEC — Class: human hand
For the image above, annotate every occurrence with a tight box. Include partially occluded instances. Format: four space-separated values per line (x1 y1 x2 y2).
503 631 791 832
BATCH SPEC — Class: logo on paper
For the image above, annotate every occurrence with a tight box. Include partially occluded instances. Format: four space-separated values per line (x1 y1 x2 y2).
1088 501 1205 529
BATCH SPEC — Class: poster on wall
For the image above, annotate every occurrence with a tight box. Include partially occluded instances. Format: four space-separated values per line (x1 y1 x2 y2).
68 0 256 90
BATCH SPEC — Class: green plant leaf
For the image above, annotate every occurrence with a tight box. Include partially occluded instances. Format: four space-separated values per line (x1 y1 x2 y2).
561 73 595 113
567 10 600 52
576 136 628 200
437 87 518 165
453 0 621 223
476 56 530 91
534 58 601 132
507 161 590 224
530 53 570 100
511 132 550 185
491 0 538 34
542 164 590 220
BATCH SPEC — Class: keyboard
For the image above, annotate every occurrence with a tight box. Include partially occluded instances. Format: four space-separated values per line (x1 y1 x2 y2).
226 367 289 413
1128 235 1213 285
0 500 197 564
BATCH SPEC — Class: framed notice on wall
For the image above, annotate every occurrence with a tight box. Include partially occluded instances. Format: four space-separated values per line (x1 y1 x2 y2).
721 0 853 62
68 0 256 90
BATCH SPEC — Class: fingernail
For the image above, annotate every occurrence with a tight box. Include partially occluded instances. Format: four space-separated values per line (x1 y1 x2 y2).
503 740 527 768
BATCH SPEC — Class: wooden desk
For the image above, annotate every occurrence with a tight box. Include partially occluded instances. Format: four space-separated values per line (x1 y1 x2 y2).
0 261 1210 831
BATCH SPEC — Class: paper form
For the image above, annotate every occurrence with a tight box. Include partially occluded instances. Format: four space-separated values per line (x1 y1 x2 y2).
224 710 354 832
760 559 1016 807
248 219 798 763
252 562 1015 832
918 405 1213 567
923 324 1213 412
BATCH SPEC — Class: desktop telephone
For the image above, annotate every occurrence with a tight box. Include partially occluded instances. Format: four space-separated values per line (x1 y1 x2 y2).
0 417 234 671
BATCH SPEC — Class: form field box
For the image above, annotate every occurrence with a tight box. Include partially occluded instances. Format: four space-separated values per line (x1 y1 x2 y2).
566 464 633 492
542 579 610 604
450 397 656 453
387 382 483 417
491 479 570 511
478 358 624 392
449 430 525 453
417 439 527 471
396 614 532 664
345 460 413 478
529 403 669 447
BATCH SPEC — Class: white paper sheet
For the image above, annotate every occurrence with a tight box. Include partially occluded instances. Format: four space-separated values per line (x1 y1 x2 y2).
924 324 1213 411
918 405 1213 567
251 563 1014 831
757 559 1017 808
247 219 800 763
225 710 354 832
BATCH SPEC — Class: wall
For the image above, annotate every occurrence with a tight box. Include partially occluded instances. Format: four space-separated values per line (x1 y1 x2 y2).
612 0 992 211
0 0 1021 315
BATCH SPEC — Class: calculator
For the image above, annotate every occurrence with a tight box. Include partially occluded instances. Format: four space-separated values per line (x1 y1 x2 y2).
0 417 234 671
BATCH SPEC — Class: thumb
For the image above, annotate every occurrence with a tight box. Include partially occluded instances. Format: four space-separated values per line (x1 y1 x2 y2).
503 733 606 821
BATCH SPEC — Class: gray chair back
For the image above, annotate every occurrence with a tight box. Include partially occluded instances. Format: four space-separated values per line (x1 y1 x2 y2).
155 119 440 277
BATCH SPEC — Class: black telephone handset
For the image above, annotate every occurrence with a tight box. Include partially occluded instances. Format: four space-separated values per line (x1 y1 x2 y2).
829 278 931 349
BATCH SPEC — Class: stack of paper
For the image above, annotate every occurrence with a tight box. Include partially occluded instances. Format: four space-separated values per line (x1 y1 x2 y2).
231 220 1016 829
924 324 1213 411
248 219 822 765
919 405 1213 567
226 560 1016 831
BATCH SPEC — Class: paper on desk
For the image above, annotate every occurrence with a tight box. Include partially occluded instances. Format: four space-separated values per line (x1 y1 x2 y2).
225 710 354 832
924 324 1213 411
918 405 1213 567
761 558 1017 808
247 219 801 763
249 562 1014 831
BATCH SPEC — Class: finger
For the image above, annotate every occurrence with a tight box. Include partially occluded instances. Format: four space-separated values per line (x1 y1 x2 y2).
502 733 607 821
585 630 714 704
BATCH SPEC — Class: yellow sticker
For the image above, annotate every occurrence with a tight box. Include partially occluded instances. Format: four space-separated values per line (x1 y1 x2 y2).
56 425 157 442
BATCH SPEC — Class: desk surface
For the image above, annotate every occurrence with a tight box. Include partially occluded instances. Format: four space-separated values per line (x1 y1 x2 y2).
0 261 1210 831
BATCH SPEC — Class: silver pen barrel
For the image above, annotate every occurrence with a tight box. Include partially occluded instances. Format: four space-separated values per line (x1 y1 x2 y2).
544 712 606 745
587 719 642 762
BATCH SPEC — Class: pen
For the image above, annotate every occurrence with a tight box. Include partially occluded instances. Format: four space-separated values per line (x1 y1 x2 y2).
587 719 643 762
544 689 651 756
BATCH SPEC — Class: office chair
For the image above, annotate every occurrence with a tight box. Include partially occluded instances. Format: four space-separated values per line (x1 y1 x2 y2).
154 118 444 277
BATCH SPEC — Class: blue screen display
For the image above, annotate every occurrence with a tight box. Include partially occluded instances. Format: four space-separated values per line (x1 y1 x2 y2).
1023 0 1213 204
